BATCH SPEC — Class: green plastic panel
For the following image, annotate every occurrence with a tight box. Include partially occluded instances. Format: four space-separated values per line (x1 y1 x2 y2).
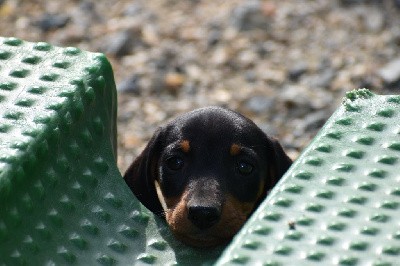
0 37 222 265
2 37 400 266
217 89 400 266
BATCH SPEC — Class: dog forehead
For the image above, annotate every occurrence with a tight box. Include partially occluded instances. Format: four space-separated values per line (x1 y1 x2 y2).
163 107 266 149
175 108 247 142
181 107 247 132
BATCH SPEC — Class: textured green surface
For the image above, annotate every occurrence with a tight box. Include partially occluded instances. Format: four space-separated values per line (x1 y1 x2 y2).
0 37 222 265
2 37 400 266
217 89 400 265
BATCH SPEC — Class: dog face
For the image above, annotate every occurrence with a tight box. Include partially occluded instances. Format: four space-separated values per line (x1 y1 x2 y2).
124 107 292 247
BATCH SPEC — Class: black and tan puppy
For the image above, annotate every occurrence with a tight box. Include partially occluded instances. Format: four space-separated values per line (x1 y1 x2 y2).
124 107 292 247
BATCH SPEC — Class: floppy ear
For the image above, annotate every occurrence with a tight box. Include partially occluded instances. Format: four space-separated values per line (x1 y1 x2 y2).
123 128 165 216
251 135 293 214
268 137 292 185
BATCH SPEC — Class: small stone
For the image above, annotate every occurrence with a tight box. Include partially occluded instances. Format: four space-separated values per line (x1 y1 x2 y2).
245 96 274 114
363 8 385 33
33 13 70 32
353 6 386 33
79 1 96 13
73 0 101 29
207 29 222 47
231 0 271 31
309 69 336 89
185 64 203 81
142 24 160 46
118 74 141 94
182 82 198 95
211 88 232 103
288 62 308 82
302 110 331 133
260 68 286 84
164 72 185 93
211 47 230 65
339 0 363 6
244 70 257 83
281 85 314 116
255 42 273 57
123 3 144 17
102 30 136 58
378 58 400 85
237 50 258 68
51 25 86 45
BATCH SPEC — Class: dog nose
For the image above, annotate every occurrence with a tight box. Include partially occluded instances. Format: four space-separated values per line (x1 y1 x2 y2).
187 206 220 230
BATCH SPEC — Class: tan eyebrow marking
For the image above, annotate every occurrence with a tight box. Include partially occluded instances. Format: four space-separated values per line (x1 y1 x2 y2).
230 143 241 156
180 140 191 153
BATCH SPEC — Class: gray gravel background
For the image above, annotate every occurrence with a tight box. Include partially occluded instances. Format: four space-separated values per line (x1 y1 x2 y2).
1 0 400 173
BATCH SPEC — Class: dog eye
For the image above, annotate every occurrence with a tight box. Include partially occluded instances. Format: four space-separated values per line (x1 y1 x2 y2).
237 161 254 175
166 156 184 171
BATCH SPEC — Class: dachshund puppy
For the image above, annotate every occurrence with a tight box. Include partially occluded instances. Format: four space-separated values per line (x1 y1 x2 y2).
124 107 292 247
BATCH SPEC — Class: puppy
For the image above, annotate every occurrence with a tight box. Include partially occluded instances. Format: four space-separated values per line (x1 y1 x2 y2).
124 107 292 247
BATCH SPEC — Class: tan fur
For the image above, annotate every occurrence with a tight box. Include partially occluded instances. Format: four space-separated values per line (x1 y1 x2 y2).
164 189 262 247
230 143 241 156
154 180 168 212
180 140 191 153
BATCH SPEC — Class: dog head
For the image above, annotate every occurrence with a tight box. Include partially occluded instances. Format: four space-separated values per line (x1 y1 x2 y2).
124 107 292 247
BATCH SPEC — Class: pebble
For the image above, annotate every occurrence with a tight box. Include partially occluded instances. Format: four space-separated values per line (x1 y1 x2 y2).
237 49 258 68
51 25 85 45
287 62 308 82
244 70 257 83
70 0 101 30
357 6 385 33
258 122 278 137
164 72 185 94
123 3 144 17
101 30 136 58
377 58 400 85
254 42 273 57
231 0 271 31
301 110 332 133
79 0 96 13
118 74 141 95
207 29 222 47
245 96 274 114
365 9 385 33
280 84 333 118
338 0 364 6
211 46 231 66
308 69 336 89
33 13 70 32
281 86 313 114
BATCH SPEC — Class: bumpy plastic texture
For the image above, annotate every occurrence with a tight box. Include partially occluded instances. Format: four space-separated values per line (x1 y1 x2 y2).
217 89 400 266
2 38 399 266
0 37 222 265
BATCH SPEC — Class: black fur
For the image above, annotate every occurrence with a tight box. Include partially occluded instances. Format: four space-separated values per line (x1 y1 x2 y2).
124 106 292 216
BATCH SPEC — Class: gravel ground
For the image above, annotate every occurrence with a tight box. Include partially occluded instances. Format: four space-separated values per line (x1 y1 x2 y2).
1 0 400 173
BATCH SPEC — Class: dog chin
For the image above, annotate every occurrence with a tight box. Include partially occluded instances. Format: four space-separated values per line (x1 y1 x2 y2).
173 232 231 248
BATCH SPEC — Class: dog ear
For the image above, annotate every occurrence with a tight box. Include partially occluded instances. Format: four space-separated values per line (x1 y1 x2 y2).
251 135 293 214
123 128 165 215
264 137 292 189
